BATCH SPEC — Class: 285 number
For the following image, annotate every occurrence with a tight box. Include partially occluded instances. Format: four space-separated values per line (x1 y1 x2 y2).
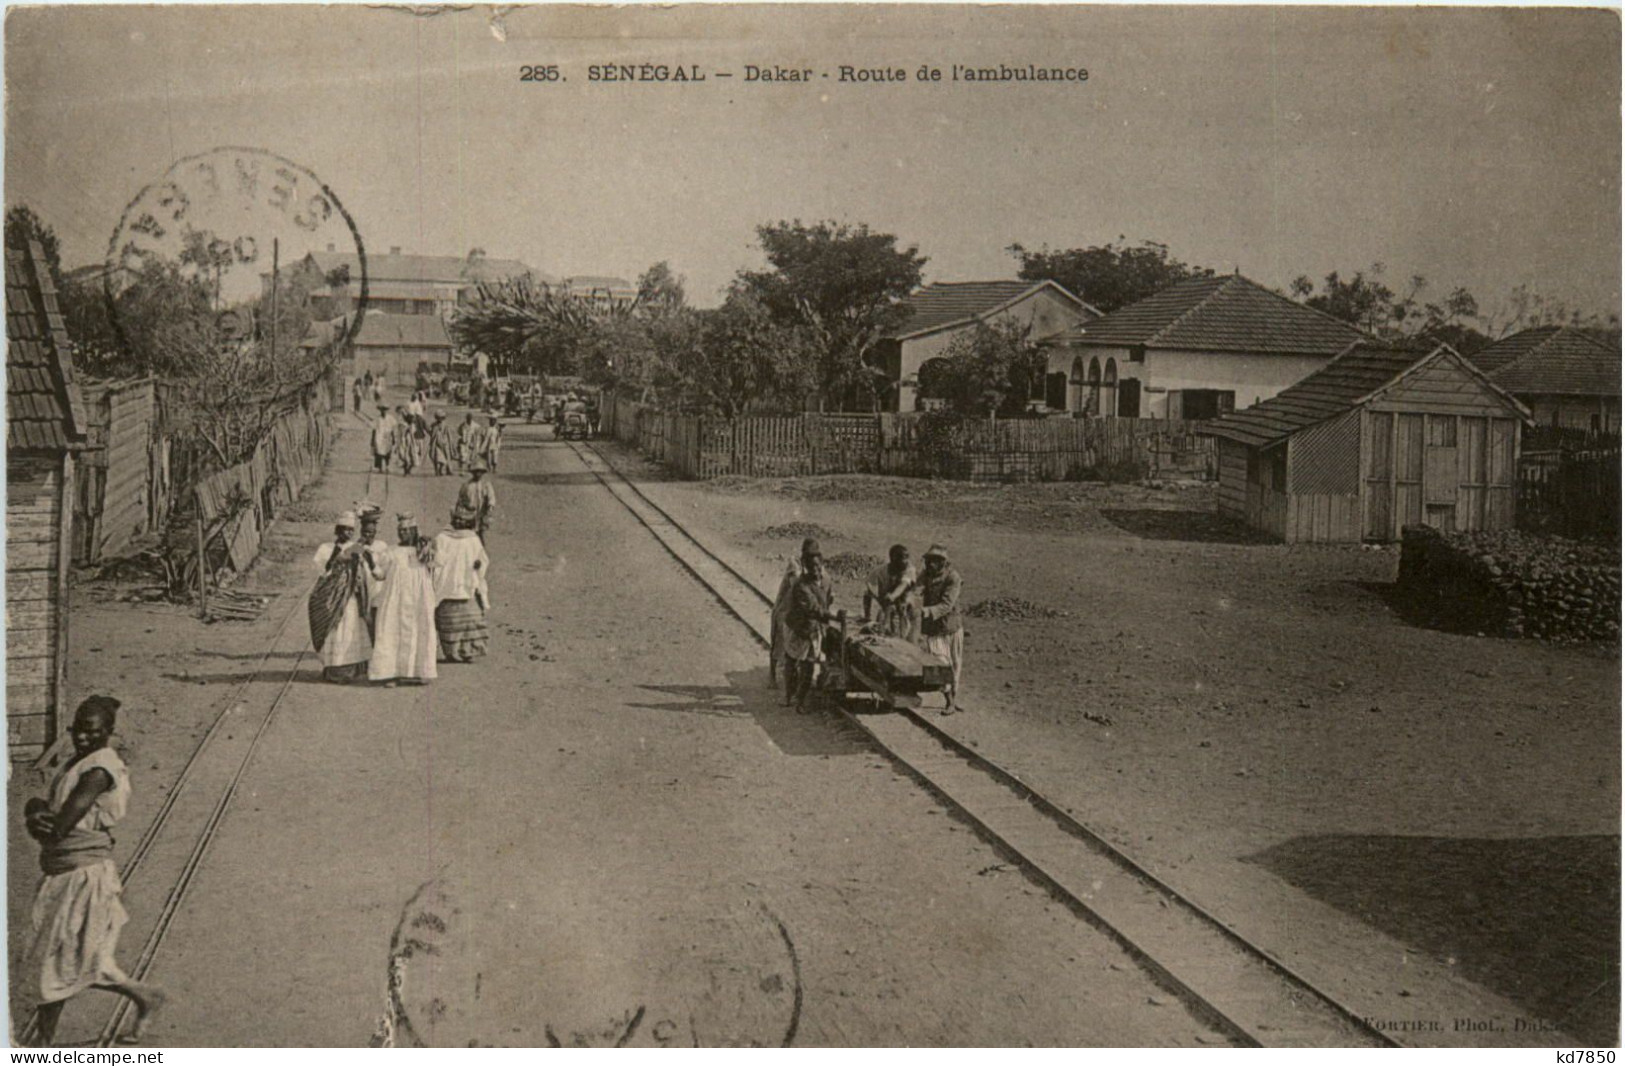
520 65 562 82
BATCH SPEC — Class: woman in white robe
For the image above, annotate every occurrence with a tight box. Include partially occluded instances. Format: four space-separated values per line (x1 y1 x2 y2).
310 512 372 682
367 514 439 685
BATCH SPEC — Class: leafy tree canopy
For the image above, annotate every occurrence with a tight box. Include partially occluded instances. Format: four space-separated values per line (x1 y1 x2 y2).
921 319 1046 418
736 219 927 407
1008 238 1212 313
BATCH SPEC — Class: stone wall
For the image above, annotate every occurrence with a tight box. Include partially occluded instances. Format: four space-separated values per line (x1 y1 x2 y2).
1398 525 1620 642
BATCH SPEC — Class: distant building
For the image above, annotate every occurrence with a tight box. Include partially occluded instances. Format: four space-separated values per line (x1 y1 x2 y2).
6 239 89 759
1052 273 1369 420
878 280 1099 413
560 275 637 308
304 310 456 388
1466 326 1621 435
277 245 544 321
1203 342 1529 543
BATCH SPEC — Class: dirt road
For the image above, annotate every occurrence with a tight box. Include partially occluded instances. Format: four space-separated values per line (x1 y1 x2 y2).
19 412 1238 1047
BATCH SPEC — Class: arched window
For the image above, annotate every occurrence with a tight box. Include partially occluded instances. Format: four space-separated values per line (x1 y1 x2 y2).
1087 357 1102 416
1103 358 1118 419
1069 356 1086 413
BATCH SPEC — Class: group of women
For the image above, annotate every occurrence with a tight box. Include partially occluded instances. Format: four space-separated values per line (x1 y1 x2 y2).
309 502 491 686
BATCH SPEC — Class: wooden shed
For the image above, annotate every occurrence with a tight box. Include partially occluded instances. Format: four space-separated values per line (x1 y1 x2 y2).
1202 343 1530 543
7 239 88 759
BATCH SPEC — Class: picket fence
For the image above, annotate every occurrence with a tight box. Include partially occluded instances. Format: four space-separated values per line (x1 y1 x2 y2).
602 395 1215 483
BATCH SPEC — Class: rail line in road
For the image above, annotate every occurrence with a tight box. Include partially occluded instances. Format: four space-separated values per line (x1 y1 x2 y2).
565 437 1401 1049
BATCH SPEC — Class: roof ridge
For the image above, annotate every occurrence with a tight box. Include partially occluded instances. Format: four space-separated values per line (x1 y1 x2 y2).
1143 272 1238 346
1237 273 1373 341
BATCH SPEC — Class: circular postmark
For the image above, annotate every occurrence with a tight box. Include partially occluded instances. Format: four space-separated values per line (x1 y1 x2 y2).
103 145 368 351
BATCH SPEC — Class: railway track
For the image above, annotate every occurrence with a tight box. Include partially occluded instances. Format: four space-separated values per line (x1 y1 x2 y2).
565 438 1401 1050
15 584 316 1048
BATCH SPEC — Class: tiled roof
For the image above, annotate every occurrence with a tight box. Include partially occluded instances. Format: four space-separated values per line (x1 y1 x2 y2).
303 250 546 287
350 312 454 350
1469 326 1620 397
890 280 1094 340
7 241 86 452
1070 273 1368 355
1202 342 1456 448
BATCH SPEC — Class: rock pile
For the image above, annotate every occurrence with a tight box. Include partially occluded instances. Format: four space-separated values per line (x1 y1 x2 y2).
1398 525 1620 641
821 551 881 580
966 597 1069 621
763 521 837 540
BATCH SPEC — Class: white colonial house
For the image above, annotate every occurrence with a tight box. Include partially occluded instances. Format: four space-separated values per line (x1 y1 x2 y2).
1048 273 1369 420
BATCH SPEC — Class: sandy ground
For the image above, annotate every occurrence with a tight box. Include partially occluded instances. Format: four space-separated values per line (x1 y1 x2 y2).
602 446 1621 1046
8 411 1256 1047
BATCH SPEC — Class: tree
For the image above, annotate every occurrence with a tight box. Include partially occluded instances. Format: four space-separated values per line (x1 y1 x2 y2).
1483 283 1621 344
450 273 645 381
736 219 927 409
1008 238 1212 313
636 260 687 311
1291 264 1495 351
923 320 1047 418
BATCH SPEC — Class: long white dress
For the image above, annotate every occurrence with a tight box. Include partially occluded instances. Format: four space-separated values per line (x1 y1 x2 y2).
312 542 372 668
369 545 439 682
30 748 132 1003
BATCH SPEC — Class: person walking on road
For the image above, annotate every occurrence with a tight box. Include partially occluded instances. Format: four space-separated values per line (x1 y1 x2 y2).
484 417 504 472
366 514 439 686
357 505 389 634
917 544 964 714
769 541 810 690
455 412 475 471
456 461 498 541
351 378 363 414
309 512 372 682
432 504 491 662
863 544 920 641
428 412 454 476
25 697 167 1046
370 406 396 474
393 406 422 475
783 541 836 713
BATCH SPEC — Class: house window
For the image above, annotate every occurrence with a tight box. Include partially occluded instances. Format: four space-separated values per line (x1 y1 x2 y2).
1177 389 1236 420
1129 345 1146 363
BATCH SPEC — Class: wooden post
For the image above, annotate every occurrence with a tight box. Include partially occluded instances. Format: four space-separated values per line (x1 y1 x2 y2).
195 486 208 619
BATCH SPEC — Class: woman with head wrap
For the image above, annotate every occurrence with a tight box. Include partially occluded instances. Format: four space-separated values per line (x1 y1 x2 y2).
431 503 492 662
365 514 439 686
309 511 372 682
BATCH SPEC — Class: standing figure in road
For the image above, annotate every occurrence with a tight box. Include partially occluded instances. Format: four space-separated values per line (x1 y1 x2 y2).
357 505 390 636
366 514 439 686
427 412 454 476
455 412 475 471
863 544 920 641
432 504 491 662
465 416 488 470
370 406 396 474
371 377 385 408
25 697 166 1046
394 406 421 475
783 541 836 713
407 391 426 433
768 541 810 689
917 544 964 714
351 377 363 414
309 511 372 682
484 417 504 472
457 460 498 541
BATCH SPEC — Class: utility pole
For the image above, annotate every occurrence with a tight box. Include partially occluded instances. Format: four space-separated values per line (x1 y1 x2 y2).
269 238 279 371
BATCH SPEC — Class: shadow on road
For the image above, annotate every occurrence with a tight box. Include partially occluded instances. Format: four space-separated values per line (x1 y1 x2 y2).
1101 507 1275 544
626 670 869 758
1245 832 1621 1045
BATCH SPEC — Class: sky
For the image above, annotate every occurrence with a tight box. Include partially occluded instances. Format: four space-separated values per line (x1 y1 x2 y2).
5 4 1620 320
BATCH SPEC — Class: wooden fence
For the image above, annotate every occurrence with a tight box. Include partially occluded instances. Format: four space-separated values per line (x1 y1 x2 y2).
1517 443 1621 540
603 395 1215 483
